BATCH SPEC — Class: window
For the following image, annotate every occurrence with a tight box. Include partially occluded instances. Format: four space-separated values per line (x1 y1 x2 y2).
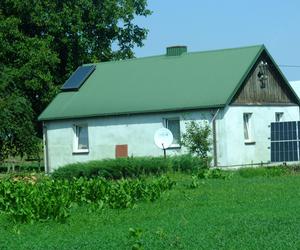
243 113 253 142
165 118 181 147
74 124 89 153
275 112 284 122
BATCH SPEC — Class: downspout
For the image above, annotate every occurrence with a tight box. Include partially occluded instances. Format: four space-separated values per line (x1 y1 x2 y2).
43 122 50 174
211 109 220 167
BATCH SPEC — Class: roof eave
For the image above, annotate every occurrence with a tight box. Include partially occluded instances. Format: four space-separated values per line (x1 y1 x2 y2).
38 104 226 122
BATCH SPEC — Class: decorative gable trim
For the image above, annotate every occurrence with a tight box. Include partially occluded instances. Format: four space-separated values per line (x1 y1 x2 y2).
227 46 300 106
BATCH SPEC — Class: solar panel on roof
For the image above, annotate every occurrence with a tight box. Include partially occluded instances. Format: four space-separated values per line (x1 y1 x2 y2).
270 121 299 163
61 65 96 91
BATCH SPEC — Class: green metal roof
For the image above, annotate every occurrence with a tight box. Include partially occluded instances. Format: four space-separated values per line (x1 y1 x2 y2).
39 45 272 121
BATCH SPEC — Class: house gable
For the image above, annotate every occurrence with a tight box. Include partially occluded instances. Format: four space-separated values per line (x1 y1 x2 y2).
231 50 298 105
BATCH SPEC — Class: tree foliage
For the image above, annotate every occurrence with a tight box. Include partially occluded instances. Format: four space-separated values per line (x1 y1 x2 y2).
0 0 151 160
1 0 151 86
181 121 212 158
0 94 39 161
0 15 59 123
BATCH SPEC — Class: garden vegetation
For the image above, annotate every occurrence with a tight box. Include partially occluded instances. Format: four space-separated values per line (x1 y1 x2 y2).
51 155 209 180
1 165 300 249
0 175 175 223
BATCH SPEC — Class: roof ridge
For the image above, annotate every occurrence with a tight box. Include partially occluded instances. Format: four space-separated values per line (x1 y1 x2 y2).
186 44 264 56
84 44 265 67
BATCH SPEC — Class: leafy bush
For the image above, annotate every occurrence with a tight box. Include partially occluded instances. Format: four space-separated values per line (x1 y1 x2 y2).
170 154 210 172
197 168 232 180
187 168 231 189
0 175 175 223
0 177 71 223
189 174 200 189
181 121 212 158
238 166 289 178
52 155 210 180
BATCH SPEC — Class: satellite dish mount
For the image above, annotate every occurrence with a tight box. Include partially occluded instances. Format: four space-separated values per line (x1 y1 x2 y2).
161 143 166 158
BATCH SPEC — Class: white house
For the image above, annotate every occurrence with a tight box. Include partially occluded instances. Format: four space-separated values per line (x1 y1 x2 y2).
38 45 300 172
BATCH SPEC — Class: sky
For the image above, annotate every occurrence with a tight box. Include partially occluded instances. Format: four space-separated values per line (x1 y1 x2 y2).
133 0 300 81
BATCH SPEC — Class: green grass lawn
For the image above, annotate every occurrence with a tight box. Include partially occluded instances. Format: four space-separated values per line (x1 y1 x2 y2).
1 172 300 249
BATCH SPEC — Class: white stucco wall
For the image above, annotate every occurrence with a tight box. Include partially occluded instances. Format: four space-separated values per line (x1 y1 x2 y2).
44 105 300 171
216 105 300 166
44 110 214 171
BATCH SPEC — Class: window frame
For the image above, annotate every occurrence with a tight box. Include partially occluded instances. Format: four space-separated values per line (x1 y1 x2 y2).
243 113 254 144
73 123 89 154
164 117 181 148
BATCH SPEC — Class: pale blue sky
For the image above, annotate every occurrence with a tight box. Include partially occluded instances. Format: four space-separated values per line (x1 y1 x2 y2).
134 0 300 81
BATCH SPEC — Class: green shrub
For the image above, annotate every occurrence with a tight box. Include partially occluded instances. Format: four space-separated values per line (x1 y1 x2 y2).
197 168 232 180
170 154 210 172
0 177 71 223
181 121 212 158
0 175 175 223
189 174 200 189
238 166 289 178
52 155 209 180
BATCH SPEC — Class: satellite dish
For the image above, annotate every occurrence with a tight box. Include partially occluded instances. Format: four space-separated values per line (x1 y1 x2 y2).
154 128 173 149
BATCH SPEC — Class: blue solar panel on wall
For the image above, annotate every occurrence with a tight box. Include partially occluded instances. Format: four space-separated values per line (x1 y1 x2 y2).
270 121 299 162
61 65 96 91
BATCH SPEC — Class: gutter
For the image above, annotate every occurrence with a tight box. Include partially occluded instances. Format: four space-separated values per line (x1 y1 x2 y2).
211 109 220 167
38 104 225 122
43 122 50 174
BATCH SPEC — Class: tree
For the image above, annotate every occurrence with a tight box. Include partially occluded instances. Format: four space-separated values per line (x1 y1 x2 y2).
0 94 39 161
1 0 151 86
181 121 212 158
0 15 58 159
0 15 60 127
0 0 151 160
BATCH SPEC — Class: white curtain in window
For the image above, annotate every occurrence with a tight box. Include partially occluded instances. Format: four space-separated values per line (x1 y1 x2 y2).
243 114 250 140
77 126 88 149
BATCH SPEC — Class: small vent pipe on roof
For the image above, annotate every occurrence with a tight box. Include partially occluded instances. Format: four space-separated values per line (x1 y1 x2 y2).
166 46 187 56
